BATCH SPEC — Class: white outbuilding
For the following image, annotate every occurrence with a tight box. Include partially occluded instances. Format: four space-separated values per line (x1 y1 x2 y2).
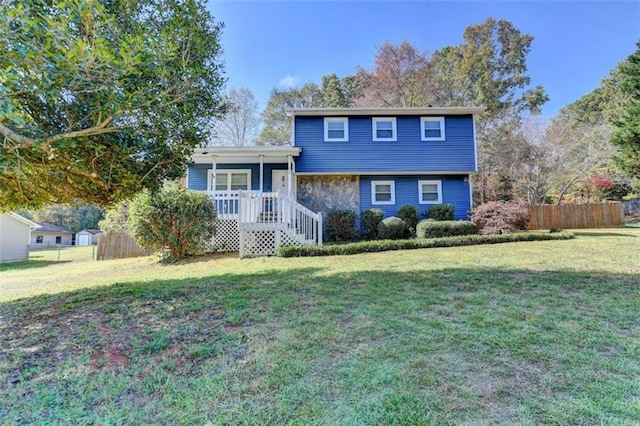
0 213 41 263
76 229 103 246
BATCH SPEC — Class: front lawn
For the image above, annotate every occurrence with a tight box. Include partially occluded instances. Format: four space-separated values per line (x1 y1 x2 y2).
1 229 639 424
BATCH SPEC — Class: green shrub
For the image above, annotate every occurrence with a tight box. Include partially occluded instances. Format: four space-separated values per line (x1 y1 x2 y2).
398 205 419 237
361 208 385 240
425 204 455 221
416 219 477 238
277 231 575 257
129 188 216 260
327 209 358 242
377 216 406 240
470 201 530 235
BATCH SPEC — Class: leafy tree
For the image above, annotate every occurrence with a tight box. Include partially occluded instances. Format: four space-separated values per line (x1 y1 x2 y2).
0 0 227 210
98 200 131 234
354 41 434 107
611 42 640 186
258 83 323 146
129 188 216 259
21 203 104 232
450 18 548 202
451 18 547 115
212 87 260 147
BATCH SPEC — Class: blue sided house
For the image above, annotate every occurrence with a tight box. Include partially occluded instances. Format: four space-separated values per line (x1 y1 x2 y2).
187 107 484 257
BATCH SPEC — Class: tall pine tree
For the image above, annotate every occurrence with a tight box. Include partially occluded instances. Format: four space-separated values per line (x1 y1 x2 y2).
611 42 640 187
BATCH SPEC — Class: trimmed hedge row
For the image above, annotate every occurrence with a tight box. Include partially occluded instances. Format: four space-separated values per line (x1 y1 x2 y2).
277 231 575 257
416 219 477 238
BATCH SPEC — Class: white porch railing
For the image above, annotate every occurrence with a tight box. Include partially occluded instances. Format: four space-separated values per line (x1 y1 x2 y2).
208 190 323 257
209 191 240 219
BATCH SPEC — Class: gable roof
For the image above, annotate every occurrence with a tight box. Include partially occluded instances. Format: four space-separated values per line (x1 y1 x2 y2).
288 106 486 117
79 229 103 234
36 222 73 233
6 212 41 229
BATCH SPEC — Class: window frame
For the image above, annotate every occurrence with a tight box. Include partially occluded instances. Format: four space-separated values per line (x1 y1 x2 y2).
421 117 446 141
371 180 396 205
372 117 397 142
324 117 349 142
55 236 62 244
418 180 443 204
207 169 252 192
36 235 43 244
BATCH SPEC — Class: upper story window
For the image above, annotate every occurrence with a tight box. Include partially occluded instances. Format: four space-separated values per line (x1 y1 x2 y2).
372 117 397 141
421 117 445 141
208 169 251 192
324 117 349 142
418 180 443 204
371 180 395 205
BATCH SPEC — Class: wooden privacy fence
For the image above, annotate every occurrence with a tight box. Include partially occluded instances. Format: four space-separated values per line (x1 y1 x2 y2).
97 233 152 260
528 202 624 230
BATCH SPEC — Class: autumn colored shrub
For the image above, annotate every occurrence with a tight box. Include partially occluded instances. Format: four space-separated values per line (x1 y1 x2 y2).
470 201 530 235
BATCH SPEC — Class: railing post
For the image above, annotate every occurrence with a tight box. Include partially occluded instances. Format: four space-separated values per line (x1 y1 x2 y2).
238 191 245 258
317 213 323 246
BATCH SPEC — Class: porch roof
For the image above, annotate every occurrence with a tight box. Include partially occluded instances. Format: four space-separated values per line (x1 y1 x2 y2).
191 147 301 164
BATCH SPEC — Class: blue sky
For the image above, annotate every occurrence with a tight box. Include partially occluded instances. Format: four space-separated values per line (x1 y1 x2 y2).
208 1 639 117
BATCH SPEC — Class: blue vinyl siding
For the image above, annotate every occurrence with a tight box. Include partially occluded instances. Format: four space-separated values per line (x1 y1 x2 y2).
295 115 476 173
187 163 290 191
360 175 471 220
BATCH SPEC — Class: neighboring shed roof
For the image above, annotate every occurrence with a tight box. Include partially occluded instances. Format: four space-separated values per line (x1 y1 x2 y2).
36 222 73 233
79 229 103 234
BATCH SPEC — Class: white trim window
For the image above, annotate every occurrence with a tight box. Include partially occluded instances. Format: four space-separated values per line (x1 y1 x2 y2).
208 169 251 191
421 117 445 141
418 180 443 204
372 117 397 141
324 117 349 142
371 180 395 205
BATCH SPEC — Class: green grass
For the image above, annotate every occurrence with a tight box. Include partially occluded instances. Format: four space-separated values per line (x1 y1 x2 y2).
1 229 639 424
0 246 95 273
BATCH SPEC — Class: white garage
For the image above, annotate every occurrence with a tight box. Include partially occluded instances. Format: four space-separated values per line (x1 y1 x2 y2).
0 213 40 263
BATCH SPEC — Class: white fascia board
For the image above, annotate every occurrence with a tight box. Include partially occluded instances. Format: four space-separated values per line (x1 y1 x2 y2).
288 107 486 117
294 171 476 176
191 147 301 163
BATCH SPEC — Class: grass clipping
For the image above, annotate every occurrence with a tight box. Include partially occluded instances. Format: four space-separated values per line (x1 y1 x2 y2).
278 231 575 257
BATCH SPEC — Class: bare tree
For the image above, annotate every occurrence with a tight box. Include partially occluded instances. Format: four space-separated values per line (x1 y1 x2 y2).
213 88 260 147
545 113 616 204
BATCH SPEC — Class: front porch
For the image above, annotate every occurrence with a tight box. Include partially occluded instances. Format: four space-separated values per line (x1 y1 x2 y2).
189 147 322 257
206 190 322 257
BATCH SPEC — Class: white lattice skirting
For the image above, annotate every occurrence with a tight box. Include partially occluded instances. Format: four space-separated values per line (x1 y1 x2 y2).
203 219 239 253
240 229 303 257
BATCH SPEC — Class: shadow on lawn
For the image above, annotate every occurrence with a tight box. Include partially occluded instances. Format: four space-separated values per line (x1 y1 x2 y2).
0 259 70 272
2 265 638 342
1 266 639 424
573 231 639 238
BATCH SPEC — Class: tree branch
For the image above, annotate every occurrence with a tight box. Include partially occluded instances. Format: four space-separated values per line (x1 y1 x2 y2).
0 116 123 149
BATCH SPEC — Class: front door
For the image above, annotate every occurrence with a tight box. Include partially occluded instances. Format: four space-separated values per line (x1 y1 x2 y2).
271 170 295 195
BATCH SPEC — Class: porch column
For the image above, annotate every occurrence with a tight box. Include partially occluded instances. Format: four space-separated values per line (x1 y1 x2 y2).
210 156 217 192
287 155 293 195
259 155 264 192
